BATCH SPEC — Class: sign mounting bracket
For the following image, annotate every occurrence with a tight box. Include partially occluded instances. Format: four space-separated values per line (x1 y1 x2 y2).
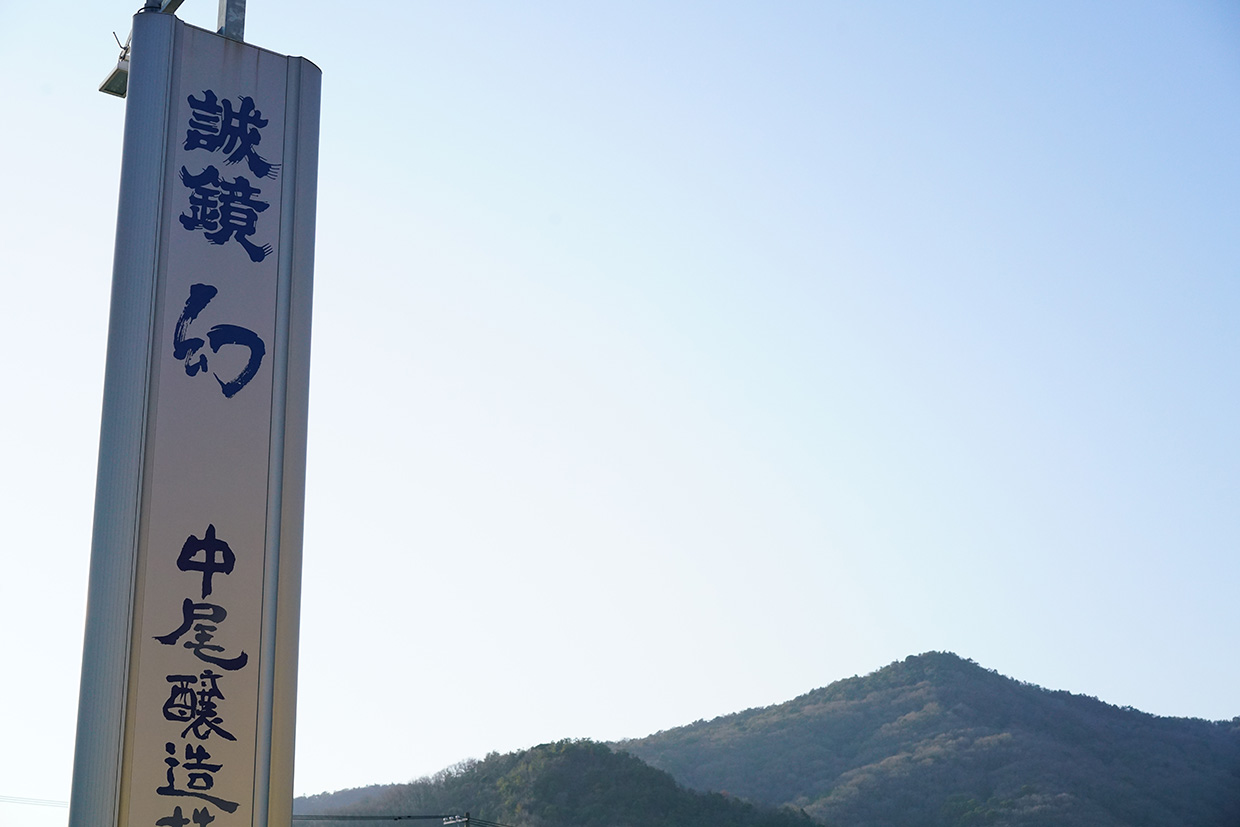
101 0 245 97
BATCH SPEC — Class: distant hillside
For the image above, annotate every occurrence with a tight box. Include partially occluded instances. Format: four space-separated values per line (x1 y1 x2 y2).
295 652 1240 827
295 739 812 827
618 652 1240 827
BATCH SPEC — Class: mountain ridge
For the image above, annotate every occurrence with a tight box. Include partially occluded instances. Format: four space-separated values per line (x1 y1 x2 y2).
296 652 1240 827
617 652 1240 826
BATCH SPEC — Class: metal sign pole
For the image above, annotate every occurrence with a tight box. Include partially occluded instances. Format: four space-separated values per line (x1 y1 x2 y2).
218 0 246 41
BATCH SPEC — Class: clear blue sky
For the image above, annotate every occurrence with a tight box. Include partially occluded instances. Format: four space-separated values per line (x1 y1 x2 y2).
1 1 1237 821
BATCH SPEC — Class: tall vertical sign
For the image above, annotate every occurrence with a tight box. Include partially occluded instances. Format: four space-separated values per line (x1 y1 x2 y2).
70 9 319 827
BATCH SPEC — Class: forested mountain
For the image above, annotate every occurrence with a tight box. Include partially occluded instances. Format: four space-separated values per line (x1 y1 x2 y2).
294 739 812 827
619 652 1240 826
295 652 1240 827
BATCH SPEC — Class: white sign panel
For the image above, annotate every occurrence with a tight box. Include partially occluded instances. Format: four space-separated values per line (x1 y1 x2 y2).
69 11 319 827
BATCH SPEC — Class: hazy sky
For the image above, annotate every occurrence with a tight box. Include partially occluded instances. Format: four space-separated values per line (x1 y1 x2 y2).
1 1 1237 823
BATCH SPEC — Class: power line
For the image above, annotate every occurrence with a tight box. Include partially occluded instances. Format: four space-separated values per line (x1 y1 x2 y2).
444 815 515 827
0 795 515 827
291 818 452 823
292 814 515 827
0 794 70 808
